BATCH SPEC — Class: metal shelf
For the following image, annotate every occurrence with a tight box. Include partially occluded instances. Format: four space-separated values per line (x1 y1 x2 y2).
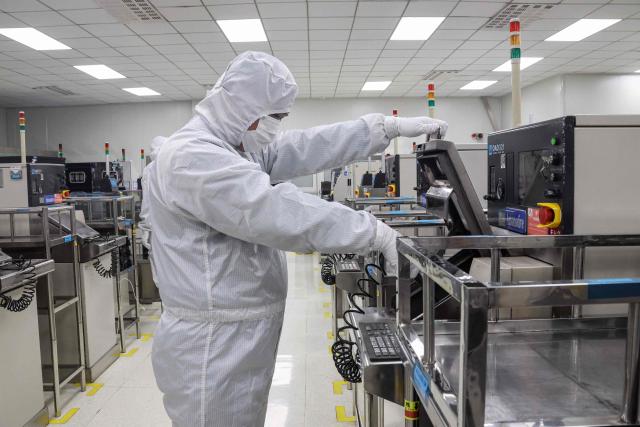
0 258 54 294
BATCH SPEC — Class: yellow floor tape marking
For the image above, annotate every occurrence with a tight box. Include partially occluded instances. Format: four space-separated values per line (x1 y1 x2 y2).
322 302 330 308
323 311 331 319
142 315 160 321
113 347 139 357
72 383 103 396
48 408 79 424
318 287 328 293
313 267 320 271
327 331 334 340
333 380 348 395
335 406 356 423
130 332 154 342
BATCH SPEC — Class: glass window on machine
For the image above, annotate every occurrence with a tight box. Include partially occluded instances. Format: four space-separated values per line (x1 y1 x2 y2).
518 150 551 205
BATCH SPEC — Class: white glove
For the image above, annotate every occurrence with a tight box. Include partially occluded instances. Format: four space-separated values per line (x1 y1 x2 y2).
383 116 448 139
372 220 401 277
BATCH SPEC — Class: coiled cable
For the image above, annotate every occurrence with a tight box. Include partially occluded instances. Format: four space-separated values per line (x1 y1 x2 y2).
320 253 356 286
0 257 37 312
93 250 118 279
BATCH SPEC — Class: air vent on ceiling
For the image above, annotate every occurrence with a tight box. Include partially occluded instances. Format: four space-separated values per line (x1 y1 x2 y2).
96 0 164 23
484 3 556 30
423 70 460 81
33 86 76 96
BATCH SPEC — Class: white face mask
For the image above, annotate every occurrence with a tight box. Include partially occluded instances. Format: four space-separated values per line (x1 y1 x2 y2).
242 115 282 153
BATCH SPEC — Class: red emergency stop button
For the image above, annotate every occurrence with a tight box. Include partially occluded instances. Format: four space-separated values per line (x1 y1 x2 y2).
536 202 562 229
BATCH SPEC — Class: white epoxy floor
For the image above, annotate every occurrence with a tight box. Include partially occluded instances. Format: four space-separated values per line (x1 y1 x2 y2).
46 253 356 427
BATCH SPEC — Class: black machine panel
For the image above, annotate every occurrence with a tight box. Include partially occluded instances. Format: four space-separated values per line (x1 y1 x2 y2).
487 116 575 235
65 162 112 193
0 156 66 206
384 155 400 197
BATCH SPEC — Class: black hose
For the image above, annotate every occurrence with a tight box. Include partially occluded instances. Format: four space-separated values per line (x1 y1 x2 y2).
0 258 37 313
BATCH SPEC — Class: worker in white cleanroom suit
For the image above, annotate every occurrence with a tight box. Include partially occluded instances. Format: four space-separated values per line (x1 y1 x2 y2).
147 51 447 427
138 135 166 251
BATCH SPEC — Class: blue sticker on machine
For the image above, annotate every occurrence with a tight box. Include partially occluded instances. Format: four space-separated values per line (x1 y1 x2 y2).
504 208 527 234
587 278 640 299
63 235 73 243
412 364 430 399
44 194 55 204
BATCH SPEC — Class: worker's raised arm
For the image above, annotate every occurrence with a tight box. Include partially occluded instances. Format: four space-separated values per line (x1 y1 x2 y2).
157 139 378 255
259 115 448 182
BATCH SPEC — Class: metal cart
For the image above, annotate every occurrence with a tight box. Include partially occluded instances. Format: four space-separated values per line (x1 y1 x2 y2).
397 233 640 427
65 195 141 348
0 206 86 418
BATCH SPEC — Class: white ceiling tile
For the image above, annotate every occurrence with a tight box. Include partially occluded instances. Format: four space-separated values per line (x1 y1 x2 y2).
525 19 575 31
350 29 393 40
459 40 501 50
308 17 353 29
78 46 123 57
422 39 464 50
266 30 307 40
356 1 407 17
403 1 456 16
143 34 186 45
439 17 488 30
451 2 506 18
309 29 350 40
11 10 74 26
587 4 640 19
116 46 160 55
172 20 221 33
207 4 258 19
37 25 93 39
262 18 307 30
233 42 271 52
430 29 476 40
183 32 228 43
0 0 49 12
611 20 640 31
310 40 348 50
380 49 417 58
83 24 135 37
45 49 88 59
150 0 202 5
310 50 343 59
0 12 24 26
191 42 234 53
348 39 387 50
59 37 109 49
353 17 399 30
155 44 197 54
102 35 147 47
165 53 203 61
60 8 120 24
158 6 209 21
541 3 601 19
258 2 307 18
308 1 356 17
127 22 178 35
385 40 423 50
271 40 308 50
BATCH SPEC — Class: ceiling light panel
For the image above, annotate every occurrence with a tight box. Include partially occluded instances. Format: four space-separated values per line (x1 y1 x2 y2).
123 87 161 96
546 19 621 42
74 64 126 79
0 28 71 50
390 17 446 41
493 57 544 72
362 81 391 91
460 80 497 90
218 19 268 42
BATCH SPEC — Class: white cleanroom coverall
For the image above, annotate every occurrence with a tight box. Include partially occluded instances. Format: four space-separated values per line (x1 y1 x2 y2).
147 51 446 427
139 135 166 250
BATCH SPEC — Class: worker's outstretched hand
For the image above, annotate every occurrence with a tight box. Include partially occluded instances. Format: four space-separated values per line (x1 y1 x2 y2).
373 221 401 277
383 116 448 140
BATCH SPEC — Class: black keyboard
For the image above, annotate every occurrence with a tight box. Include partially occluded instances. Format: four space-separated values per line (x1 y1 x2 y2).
361 322 401 361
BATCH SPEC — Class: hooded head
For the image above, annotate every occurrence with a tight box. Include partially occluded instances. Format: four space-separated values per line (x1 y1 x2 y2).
194 51 298 148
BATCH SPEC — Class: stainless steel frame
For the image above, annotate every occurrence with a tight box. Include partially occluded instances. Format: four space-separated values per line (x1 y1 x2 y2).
0 206 87 418
66 195 141 349
397 234 640 426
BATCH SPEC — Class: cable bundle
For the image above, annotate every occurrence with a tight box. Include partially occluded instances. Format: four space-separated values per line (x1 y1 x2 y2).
0 257 37 312
331 262 385 383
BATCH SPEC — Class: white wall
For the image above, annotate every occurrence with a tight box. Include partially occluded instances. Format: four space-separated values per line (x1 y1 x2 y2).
564 74 640 115
0 109 6 146
3 96 494 179
500 75 564 129
4 102 193 179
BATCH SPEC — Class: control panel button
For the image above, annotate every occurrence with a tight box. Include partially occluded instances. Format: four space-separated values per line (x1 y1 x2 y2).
536 202 562 229
544 188 562 198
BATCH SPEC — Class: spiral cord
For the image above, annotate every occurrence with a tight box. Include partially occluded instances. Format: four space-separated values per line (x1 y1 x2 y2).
0 258 38 313
93 249 118 279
